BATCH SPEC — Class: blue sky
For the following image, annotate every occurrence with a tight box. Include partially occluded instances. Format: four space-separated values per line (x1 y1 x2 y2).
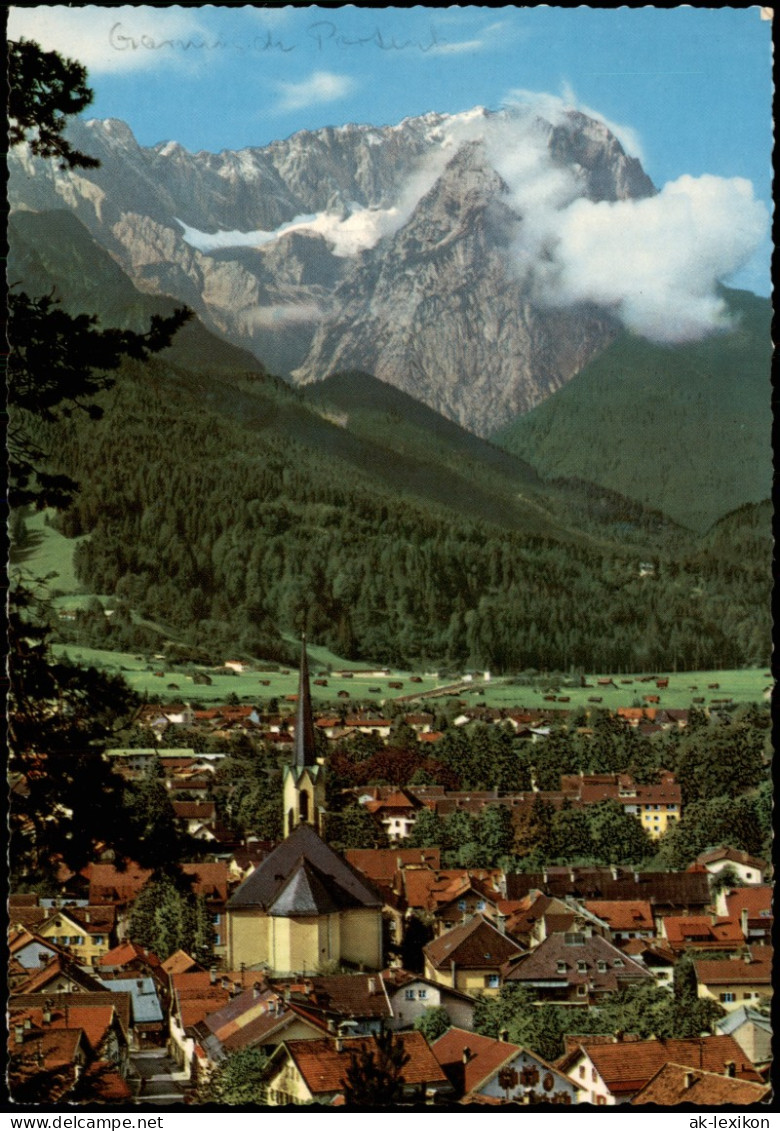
9 5 774 295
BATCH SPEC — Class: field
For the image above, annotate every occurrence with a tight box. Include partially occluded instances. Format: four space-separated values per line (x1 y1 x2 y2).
22 510 772 712
47 641 770 713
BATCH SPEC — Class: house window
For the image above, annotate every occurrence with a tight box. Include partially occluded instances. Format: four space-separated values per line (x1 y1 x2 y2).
477 900 486 912
577 961 587 973
557 961 567 974
405 990 416 1001
95 936 104 945
613 959 624 967
578 1067 586 1079
418 990 428 1000
719 993 736 1003
457 900 467 911
485 975 500 989
597 961 607 973
576 984 588 996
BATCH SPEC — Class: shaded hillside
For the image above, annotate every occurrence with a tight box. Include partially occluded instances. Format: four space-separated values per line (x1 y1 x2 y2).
494 289 772 533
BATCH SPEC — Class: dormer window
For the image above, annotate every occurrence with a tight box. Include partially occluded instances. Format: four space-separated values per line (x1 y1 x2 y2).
577 961 587 973
556 961 567 974
597 961 607 973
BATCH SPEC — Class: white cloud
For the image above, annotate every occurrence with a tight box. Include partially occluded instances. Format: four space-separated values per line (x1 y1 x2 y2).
504 85 645 162
534 174 769 342
273 70 357 113
247 302 323 329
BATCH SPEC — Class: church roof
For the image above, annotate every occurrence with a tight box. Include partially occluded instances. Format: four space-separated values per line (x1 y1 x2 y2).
267 858 345 917
226 825 382 913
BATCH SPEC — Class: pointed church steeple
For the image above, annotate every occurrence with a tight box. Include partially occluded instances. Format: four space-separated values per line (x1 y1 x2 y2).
293 634 317 769
283 634 326 837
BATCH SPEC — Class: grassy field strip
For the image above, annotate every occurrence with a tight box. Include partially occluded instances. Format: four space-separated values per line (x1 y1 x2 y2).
47 643 770 710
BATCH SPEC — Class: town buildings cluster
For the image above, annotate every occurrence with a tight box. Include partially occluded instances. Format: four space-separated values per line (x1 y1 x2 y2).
8 645 773 1106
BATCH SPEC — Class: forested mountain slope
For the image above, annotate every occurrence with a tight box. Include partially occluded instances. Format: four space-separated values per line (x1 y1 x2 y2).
494 289 772 533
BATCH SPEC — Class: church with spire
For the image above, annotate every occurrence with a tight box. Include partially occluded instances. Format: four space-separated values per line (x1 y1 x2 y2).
224 636 383 974
282 635 327 838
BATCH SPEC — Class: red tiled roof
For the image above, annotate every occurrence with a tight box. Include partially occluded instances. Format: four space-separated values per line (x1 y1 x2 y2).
693 953 772 987
584 901 654 933
345 847 441 887
99 941 161 968
424 915 523 971
578 1036 763 1093
631 1062 770 1106
9 1003 117 1056
724 886 773 925
431 1028 522 1094
662 916 744 948
285 1032 449 1096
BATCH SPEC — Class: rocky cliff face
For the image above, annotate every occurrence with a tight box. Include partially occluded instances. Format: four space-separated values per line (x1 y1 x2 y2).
8 105 655 435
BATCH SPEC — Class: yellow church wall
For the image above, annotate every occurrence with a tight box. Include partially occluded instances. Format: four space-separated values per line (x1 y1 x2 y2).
340 907 382 970
227 907 270 970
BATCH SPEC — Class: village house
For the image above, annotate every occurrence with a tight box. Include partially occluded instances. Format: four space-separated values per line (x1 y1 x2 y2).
715 1006 773 1068
693 949 773 1012
505 867 712 922
695 846 768 885
631 1061 770 1106
431 1027 578 1106
260 1032 452 1106
557 1034 764 1104
423 914 524 997
381 968 476 1032
9 997 131 1082
659 914 745 955
503 928 651 1006
717 885 774 945
582 900 655 944
8 901 116 967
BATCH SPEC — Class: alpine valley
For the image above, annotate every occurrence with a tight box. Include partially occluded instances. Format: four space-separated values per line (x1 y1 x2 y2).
8 105 772 673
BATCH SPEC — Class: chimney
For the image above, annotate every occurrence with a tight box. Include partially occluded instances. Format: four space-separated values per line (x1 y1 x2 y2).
499 1029 509 1043
335 1036 344 1053
611 866 619 881
496 913 507 936
724 1061 736 1078
740 908 749 937
14 1026 24 1045
253 982 261 1000
462 1046 472 1064
684 1070 696 1090
24 1018 32 1030
367 977 377 996
210 966 217 985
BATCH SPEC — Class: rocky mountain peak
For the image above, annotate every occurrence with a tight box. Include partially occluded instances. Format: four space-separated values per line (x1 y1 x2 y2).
9 104 654 435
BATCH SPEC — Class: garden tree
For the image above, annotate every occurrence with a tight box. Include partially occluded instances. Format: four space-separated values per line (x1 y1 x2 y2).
128 874 215 963
513 795 555 858
472 984 565 1061
122 757 188 866
545 800 594 863
587 800 654 866
326 804 388 850
709 864 743 897
656 788 771 870
413 1006 451 1043
194 1048 269 1105
672 720 767 806
342 1028 411 1107
407 807 447 850
476 804 516 867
